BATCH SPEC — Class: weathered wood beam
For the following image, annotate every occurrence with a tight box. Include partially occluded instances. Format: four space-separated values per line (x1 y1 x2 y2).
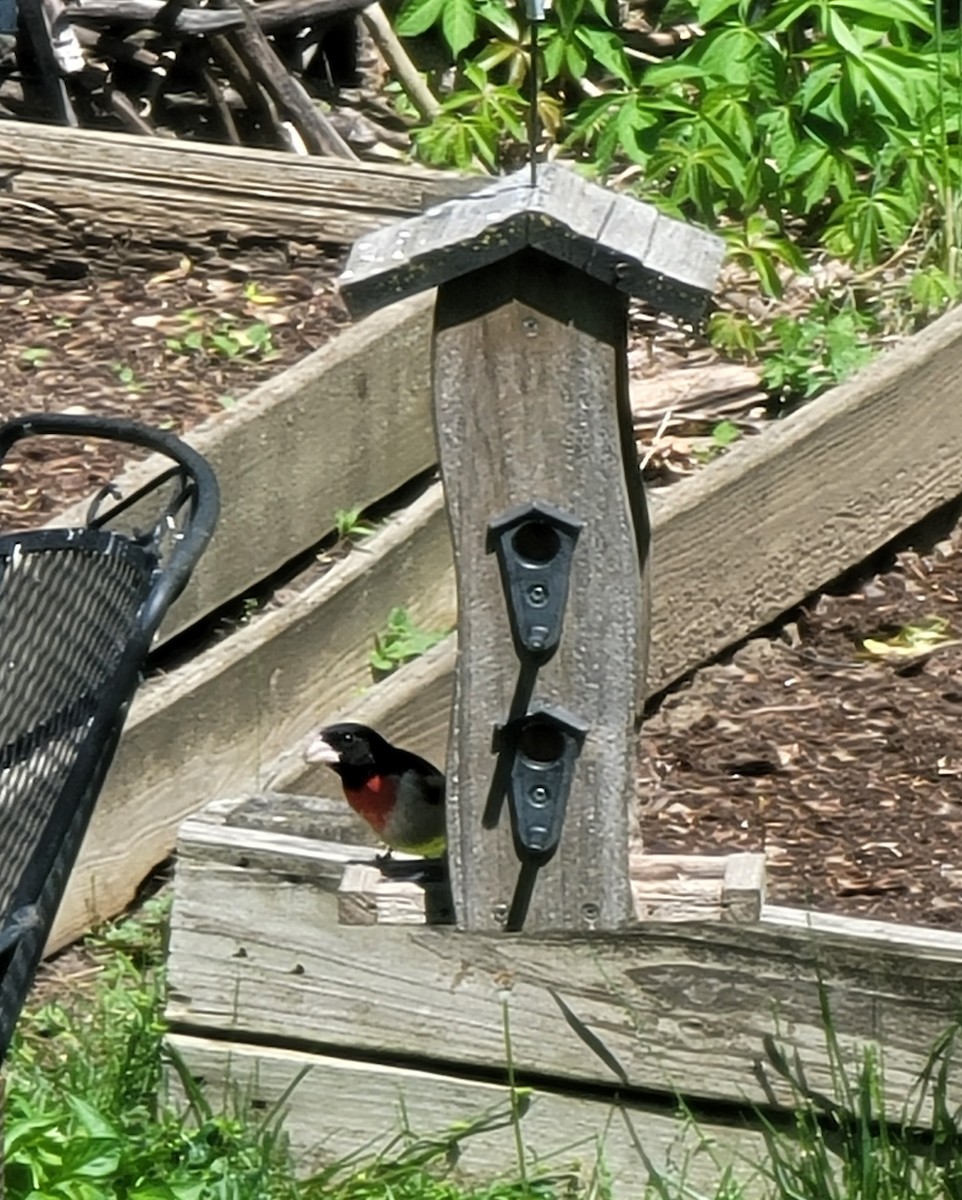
164 1034 769 1192
0 123 474 282
335 849 765 926
48 477 455 951
17 0 79 125
66 0 372 34
339 164 725 321
167 802 962 1123
54 295 439 643
226 0 356 158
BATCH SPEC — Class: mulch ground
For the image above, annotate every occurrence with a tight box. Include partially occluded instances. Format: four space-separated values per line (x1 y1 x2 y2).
0 251 350 529
638 521 962 929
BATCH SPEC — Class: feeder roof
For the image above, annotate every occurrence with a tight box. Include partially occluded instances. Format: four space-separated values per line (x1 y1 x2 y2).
338 163 724 321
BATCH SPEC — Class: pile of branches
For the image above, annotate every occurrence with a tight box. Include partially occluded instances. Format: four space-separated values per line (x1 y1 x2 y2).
0 0 440 156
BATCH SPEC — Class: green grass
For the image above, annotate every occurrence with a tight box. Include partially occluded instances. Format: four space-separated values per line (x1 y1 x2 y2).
1 897 560 1200
6 899 962 1199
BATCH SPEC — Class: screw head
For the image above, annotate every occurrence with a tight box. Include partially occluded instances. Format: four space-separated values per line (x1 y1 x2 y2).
527 583 548 607
529 784 549 805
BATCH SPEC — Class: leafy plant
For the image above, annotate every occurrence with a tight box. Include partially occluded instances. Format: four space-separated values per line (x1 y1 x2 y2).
5 899 554 1200
369 606 449 674
19 347 52 367
112 361 144 393
334 505 377 541
761 299 879 405
861 615 959 661
394 0 962 296
166 309 278 362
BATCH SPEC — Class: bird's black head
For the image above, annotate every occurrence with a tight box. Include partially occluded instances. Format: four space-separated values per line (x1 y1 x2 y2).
305 722 389 773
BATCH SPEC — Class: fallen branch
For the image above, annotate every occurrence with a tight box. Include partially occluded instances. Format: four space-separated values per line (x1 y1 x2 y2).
228 0 356 157
66 0 373 35
361 2 438 121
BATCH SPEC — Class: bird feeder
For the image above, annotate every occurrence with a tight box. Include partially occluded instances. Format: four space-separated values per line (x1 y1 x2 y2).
339 164 723 934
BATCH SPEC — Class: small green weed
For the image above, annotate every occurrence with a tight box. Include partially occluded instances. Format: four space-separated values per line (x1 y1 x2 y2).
761 301 879 407
692 419 742 464
166 309 278 362
861 615 959 662
335 505 377 541
111 361 144 393
370 606 449 675
19 347 52 367
3 898 568 1200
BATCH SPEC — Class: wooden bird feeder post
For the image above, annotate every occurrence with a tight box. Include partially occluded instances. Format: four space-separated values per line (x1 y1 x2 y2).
339 165 724 934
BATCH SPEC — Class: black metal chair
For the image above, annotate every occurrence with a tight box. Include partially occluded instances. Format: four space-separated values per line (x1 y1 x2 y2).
0 414 219 1062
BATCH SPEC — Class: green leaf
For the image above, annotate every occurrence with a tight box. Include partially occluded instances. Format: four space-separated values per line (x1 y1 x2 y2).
835 0 931 27
824 7 863 58
442 0 476 56
394 0 446 37
575 26 634 84
542 33 566 80
712 418 741 447
697 0 741 22
477 0 518 36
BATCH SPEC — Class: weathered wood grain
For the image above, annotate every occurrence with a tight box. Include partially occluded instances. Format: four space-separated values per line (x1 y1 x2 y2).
167 802 962 1121
50 487 455 949
68 0 367 33
644 299 962 690
269 295 962 807
340 163 724 320
0 121 475 280
333 851 764 927
54 294 439 644
631 851 765 922
163 1034 769 1193
337 861 454 925
434 255 648 933
265 635 457 792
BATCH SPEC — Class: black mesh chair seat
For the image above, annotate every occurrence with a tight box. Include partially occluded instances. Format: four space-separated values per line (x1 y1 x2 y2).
0 415 219 1062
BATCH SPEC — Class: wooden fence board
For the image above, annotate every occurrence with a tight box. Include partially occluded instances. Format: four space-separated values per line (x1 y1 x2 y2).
164 1034 769 1194
50 486 455 949
0 121 474 277
166 800 962 1122
54 293 438 644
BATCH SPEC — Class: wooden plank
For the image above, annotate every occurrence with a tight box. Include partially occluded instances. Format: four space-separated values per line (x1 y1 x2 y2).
333 851 763 928
434 255 646 933
163 1034 769 1194
267 295 962 804
167 804 962 1121
336 862 454 926
54 294 440 644
0 121 475 278
50 485 455 949
644 298 962 691
630 852 765 923
68 0 368 34
340 163 724 321
265 635 457 792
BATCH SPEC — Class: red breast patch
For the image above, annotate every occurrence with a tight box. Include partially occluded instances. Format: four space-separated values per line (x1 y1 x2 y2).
344 774 398 834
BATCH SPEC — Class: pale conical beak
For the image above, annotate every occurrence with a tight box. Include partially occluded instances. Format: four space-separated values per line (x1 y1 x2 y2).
304 733 340 765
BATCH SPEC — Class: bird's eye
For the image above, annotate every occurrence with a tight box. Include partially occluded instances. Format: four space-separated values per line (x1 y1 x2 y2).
343 733 354 743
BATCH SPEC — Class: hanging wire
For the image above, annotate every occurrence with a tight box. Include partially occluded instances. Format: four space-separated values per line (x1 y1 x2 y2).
524 0 546 185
